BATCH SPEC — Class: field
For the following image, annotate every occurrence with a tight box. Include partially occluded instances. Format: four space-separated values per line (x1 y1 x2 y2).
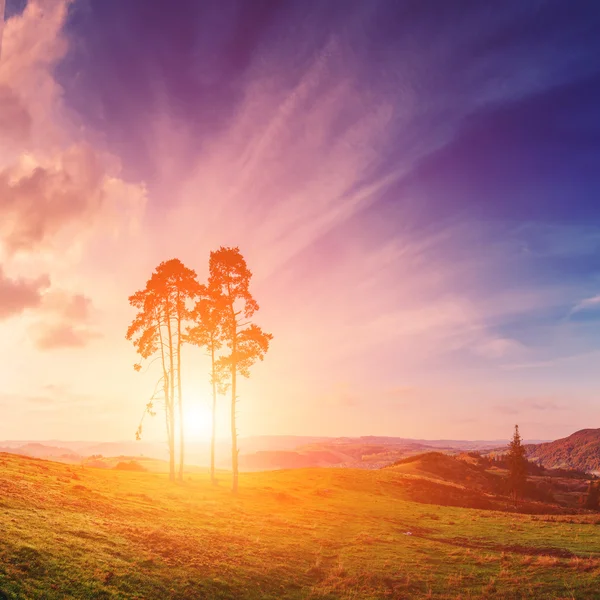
1 453 600 599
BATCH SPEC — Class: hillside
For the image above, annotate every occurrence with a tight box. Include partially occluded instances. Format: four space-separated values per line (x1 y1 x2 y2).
389 452 502 492
388 452 595 509
527 429 600 473
2 453 600 599
0 443 80 462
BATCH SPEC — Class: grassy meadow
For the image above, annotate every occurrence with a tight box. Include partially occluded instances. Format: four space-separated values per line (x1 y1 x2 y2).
1 453 600 599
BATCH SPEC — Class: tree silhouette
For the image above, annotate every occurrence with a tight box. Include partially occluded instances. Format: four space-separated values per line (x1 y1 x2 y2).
209 247 272 493
507 424 528 501
127 281 175 480
187 288 228 485
127 258 199 482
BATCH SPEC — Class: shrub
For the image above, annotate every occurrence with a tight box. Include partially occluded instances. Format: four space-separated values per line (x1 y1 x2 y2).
114 460 147 472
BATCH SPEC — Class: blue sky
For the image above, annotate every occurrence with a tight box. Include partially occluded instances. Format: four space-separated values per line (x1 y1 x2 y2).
1 0 600 441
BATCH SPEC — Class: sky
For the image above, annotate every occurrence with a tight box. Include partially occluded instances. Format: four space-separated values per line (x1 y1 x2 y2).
1 0 600 443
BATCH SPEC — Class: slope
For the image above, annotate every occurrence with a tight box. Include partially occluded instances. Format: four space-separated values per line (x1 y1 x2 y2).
1 452 600 599
527 429 600 472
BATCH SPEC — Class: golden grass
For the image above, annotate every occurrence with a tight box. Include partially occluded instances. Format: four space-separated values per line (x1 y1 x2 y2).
1 452 600 599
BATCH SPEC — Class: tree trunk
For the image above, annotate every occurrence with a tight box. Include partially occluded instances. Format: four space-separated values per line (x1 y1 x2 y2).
177 371 184 482
164 373 174 482
158 315 175 483
177 301 184 482
231 361 238 493
166 305 176 482
231 326 238 493
210 341 217 485
168 400 175 482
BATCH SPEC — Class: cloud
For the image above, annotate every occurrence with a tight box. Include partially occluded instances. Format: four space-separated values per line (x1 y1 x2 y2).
570 294 600 315
0 383 95 410
0 0 145 358
29 289 100 350
39 288 95 325
0 83 31 143
318 384 421 411
0 265 50 319
168 37 400 278
0 0 70 152
42 291 93 321
0 0 4 43
474 337 526 359
495 397 566 416
118 0 600 283
142 18 595 388
31 322 100 350
0 144 118 253
0 0 146 256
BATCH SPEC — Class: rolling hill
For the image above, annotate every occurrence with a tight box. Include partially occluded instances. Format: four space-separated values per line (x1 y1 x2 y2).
0 443 80 461
1 452 600 599
389 452 502 492
527 429 600 473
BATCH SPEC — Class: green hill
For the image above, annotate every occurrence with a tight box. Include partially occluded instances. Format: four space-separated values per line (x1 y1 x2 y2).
389 452 500 490
527 429 600 472
1 452 600 599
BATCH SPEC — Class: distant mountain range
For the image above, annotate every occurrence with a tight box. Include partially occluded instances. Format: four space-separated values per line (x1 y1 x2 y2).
0 435 516 471
527 429 600 473
0 442 79 460
242 437 514 470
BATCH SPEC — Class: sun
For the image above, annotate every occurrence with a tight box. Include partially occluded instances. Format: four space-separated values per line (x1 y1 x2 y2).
183 402 213 441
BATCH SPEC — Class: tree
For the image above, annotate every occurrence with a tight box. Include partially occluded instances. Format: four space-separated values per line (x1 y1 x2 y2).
127 258 199 482
127 283 175 480
507 424 528 501
209 247 272 493
585 481 599 510
187 289 228 485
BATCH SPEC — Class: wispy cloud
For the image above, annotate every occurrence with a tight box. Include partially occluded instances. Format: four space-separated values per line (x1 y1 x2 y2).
570 294 600 316
495 397 567 416
474 337 526 360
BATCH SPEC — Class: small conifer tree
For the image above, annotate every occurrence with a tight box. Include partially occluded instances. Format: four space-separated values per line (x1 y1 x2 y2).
507 424 528 500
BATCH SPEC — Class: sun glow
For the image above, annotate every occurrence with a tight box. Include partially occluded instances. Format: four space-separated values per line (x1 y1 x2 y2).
183 402 213 441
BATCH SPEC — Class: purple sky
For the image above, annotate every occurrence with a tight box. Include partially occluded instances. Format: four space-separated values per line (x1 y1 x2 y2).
1 0 600 442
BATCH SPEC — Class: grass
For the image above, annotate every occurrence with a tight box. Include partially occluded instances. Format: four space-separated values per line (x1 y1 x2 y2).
1 453 600 599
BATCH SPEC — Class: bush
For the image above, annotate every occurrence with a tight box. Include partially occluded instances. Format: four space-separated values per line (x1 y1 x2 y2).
114 460 147 472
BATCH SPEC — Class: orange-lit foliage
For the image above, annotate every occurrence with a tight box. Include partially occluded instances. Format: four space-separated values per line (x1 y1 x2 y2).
208 247 272 493
126 258 200 482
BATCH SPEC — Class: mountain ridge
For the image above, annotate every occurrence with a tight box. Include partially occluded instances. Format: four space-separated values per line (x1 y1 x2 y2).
527 428 600 473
